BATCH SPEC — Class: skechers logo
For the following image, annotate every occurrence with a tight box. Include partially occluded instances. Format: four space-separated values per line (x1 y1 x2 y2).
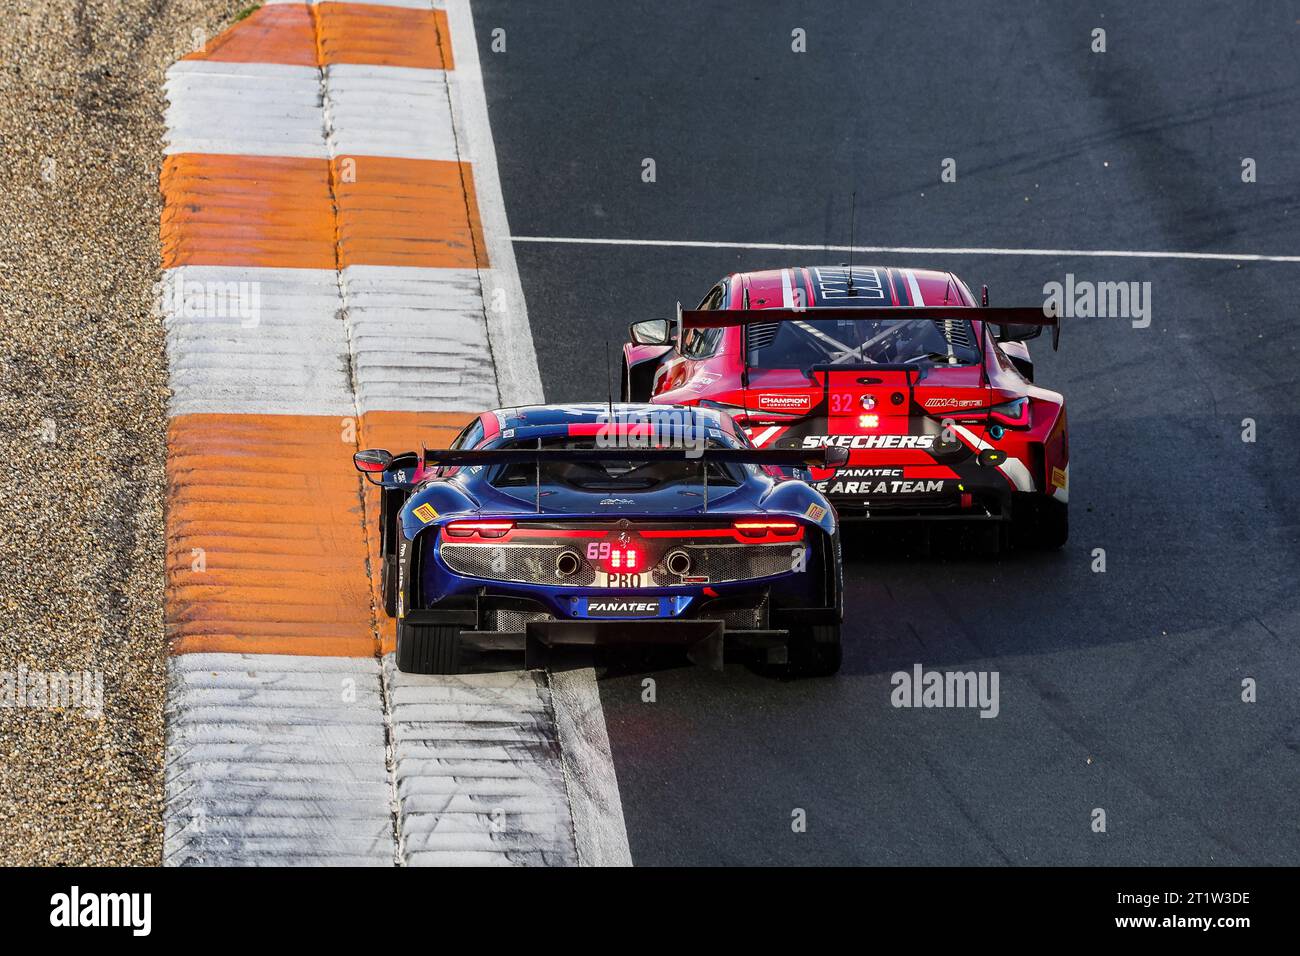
801 434 936 449
587 600 658 617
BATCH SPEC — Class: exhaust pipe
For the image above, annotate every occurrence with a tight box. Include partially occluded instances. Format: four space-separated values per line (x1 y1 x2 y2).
555 550 582 577
665 550 691 576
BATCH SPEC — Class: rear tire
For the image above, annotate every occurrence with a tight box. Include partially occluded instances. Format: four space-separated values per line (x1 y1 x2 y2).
396 622 460 674
1014 496 1068 550
788 623 842 677
381 554 398 618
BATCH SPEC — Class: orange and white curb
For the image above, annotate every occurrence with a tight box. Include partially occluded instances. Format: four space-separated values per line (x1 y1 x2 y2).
160 0 628 866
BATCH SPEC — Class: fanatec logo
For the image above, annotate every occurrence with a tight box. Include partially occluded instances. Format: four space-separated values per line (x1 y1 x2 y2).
587 600 657 615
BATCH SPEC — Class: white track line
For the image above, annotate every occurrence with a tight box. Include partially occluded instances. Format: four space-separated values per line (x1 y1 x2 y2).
445 0 632 867
511 236 1300 264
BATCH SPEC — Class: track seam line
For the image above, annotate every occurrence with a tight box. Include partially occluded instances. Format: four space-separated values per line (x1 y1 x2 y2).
509 235 1300 264
310 0 404 867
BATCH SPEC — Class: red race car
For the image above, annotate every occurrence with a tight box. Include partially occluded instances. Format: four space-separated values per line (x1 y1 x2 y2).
621 266 1068 549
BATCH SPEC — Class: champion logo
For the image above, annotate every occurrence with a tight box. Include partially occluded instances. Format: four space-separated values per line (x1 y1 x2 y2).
757 393 812 412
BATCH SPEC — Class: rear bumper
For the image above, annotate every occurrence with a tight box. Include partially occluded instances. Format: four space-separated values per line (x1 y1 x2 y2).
464 620 791 670
829 487 1065 523
404 591 837 668
831 500 1011 522
828 486 1012 521
404 591 838 629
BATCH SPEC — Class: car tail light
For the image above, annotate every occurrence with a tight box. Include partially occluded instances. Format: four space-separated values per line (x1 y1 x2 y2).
734 519 801 539
989 397 1030 427
445 520 514 539
586 540 641 571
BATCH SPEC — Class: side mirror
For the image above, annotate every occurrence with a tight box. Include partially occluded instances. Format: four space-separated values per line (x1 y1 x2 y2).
629 319 672 346
354 448 393 473
994 323 1043 344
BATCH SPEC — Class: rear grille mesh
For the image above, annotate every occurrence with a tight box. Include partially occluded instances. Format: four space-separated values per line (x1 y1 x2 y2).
650 543 802 587
492 609 553 632
440 538 803 587
439 543 597 586
717 597 768 629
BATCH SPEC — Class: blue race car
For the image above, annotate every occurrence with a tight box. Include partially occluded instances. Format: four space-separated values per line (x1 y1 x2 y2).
353 404 847 676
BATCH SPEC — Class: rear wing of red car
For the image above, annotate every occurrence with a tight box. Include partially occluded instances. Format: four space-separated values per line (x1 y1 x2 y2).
680 305 1060 350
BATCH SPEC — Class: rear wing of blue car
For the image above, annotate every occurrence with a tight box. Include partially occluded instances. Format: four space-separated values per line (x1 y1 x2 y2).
355 446 846 475
353 444 849 511
414 446 849 468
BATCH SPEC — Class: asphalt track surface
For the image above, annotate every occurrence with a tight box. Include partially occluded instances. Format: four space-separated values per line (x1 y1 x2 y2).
475 1 1300 864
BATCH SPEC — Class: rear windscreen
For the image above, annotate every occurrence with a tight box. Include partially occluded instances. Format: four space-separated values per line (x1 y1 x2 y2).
747 317 979 370
490 437 746 491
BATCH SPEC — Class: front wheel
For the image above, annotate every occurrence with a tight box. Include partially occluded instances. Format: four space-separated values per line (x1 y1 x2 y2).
787 623 842 677
396 621 461 674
